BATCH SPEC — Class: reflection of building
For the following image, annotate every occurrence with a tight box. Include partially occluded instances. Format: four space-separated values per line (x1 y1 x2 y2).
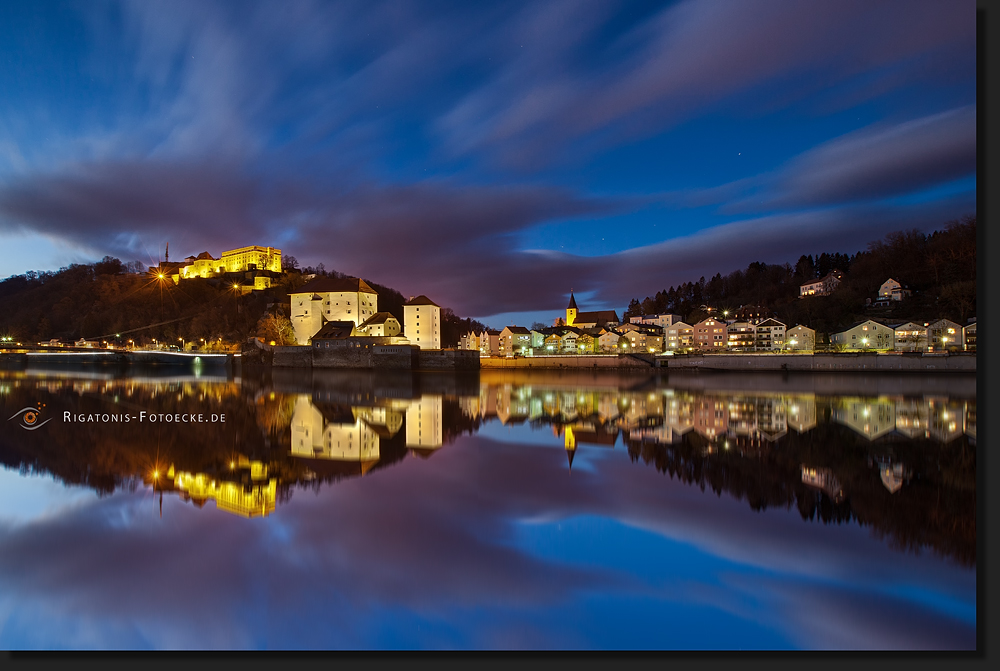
893 399 930 438
927 400 965 443
692 397 728 439
168 459 278 518
290 396 385 475
874 456 911 494
801 465 845 503
785 396 817 433
832 398 895 440
406 396 443 452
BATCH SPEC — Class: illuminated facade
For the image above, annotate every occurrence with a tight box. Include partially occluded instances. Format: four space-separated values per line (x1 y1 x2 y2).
799 270 842 297
170 245 282 288
171 460 277 518
404 295 441 350
830 320 894 350
405 395 443 451
290 277 379 345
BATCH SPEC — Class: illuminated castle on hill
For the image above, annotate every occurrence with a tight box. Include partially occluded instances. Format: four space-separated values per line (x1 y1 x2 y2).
157 243 282 292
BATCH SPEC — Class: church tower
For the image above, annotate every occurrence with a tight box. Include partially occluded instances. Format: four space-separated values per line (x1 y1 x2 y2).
566 292 578 326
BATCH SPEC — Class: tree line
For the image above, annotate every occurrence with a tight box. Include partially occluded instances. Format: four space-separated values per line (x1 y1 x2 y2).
622 215 976 335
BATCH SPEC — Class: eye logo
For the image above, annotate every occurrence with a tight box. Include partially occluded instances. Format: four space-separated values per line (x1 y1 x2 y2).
9 406 52 430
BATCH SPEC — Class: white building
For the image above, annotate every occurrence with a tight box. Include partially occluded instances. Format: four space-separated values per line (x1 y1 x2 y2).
755 318 786 351
799 271 842 297
405 396 443 451
289 277 379 345
892 321 928 351
356 312 401 337
629 314 683 329
785 325 816 352
878 278 911 302
404 295 441 350
927 319 963 352
830 320 895 350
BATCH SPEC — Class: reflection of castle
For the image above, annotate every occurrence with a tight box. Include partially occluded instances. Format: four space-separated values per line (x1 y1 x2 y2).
155 458 278 518
290 395 391 475
406 396 443 454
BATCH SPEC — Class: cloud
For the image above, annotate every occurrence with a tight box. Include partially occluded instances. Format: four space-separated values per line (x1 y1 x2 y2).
733 106 977 211
0 430 975 649
435 0 975 168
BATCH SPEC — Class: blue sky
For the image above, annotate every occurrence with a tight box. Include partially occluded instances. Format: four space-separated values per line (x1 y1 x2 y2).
0 1 977 327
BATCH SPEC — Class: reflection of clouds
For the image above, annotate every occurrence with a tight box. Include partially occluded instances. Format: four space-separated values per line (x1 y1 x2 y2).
716 573 975 650
0 409 976 649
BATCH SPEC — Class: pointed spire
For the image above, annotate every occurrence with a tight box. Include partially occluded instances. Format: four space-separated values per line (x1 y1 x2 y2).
567 291 578 310
566 447 575 470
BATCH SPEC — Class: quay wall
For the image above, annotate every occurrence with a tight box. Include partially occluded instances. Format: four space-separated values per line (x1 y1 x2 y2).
480 354 653 369
266 343 480 371
662 352 975 372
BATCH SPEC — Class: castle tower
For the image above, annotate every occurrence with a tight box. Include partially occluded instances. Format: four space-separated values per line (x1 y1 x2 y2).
566 291 578 326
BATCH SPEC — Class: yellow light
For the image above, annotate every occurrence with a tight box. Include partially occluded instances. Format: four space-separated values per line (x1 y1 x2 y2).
158 273 164 279
153 470 159 479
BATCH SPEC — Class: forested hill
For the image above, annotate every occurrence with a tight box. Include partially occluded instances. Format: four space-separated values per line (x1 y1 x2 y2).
622 215 976 335
0 257 487 348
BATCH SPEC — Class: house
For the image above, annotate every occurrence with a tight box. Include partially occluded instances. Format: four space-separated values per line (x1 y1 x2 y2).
755 318 786 351
891 322 928 352
459 331 480 350
693 317 728 350
565 292 619 328
926 319 963 352
799 270 842 298
290 277 379 345
785 325 816 352
629 314 683 329
479 329 501 356
830 320 895 350
664 322 694 351
598 329 624 353
726 321 756 350
356 312 401 337
499 326 532 356
964 320 976 351
620 327 663 353
878 278 911 302
404 295 441 350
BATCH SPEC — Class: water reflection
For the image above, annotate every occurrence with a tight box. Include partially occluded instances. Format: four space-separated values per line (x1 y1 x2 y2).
0 367 976 649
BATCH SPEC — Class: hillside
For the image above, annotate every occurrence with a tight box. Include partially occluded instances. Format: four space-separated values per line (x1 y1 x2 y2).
0 259 486 348
622 215 976 335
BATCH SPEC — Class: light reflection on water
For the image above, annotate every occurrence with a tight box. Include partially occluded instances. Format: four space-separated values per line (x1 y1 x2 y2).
0 366 977 650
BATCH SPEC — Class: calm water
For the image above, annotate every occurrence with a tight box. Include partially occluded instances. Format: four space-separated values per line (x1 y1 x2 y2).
0 363 976 650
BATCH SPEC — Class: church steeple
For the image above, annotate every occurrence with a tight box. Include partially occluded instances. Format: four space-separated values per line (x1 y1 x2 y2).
566 291 578 326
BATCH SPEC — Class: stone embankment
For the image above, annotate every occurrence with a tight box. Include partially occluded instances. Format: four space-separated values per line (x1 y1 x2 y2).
662 352 975 372
245 340 480 371
478 351 975 372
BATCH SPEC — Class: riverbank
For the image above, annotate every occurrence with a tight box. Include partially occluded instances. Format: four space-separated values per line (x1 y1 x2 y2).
0 350 235 367
479 352 975 373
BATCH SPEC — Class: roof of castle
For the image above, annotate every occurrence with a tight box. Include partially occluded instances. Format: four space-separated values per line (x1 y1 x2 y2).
291 276 378 297
404 295 439 307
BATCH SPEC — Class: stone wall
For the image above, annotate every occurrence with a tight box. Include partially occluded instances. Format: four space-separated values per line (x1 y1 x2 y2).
480 354 652 369
415 349 480 371
662 352 976 372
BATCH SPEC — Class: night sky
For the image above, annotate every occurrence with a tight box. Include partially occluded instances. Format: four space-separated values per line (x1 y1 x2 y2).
0 1 977 327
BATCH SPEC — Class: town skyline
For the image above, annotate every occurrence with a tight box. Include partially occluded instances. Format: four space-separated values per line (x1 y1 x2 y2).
0 1 977 328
